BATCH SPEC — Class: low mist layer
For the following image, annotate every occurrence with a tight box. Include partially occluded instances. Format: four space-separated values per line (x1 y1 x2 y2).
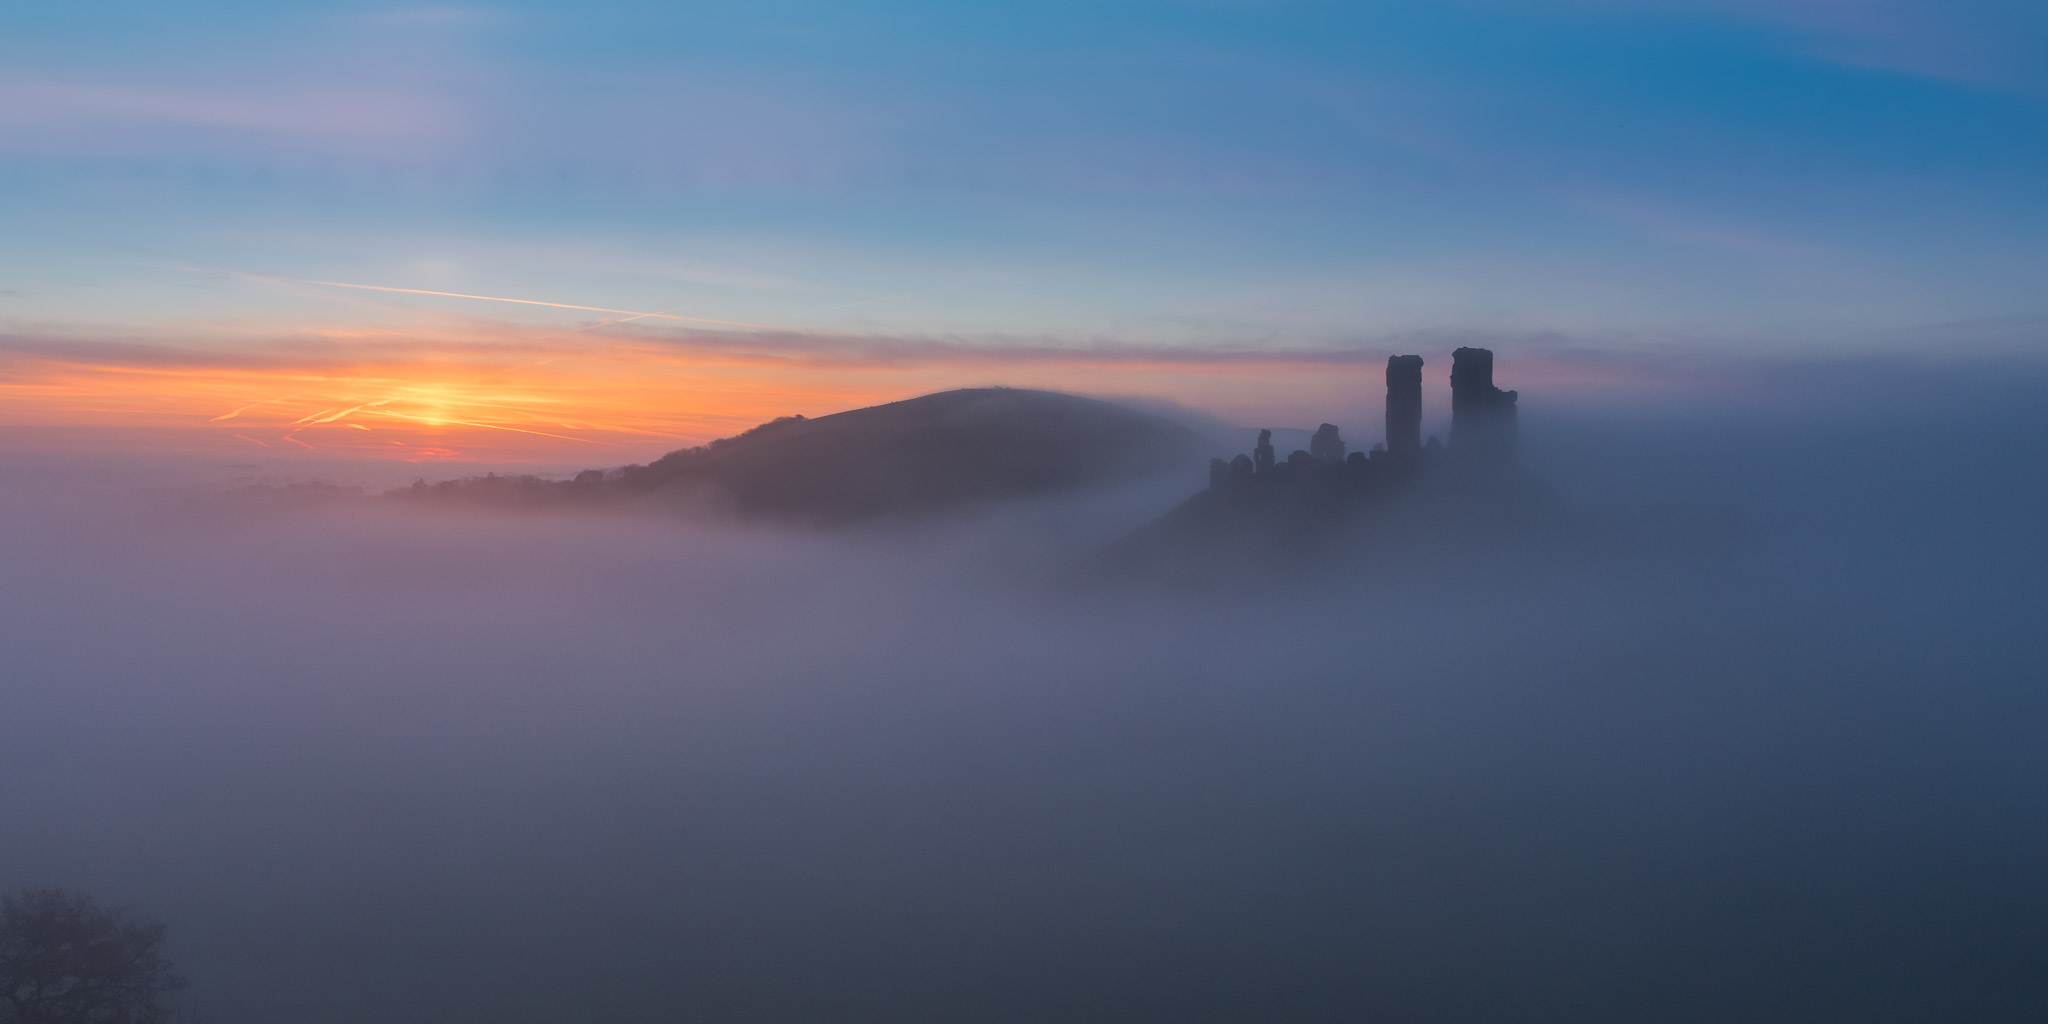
4 357 2047 1023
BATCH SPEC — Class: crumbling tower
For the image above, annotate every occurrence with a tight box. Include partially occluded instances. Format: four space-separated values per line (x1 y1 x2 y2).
1449 346 1517 464
1384 355 1423 460
1309 423 1345 463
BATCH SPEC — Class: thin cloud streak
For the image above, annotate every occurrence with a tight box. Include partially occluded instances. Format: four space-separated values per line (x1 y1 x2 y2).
0 75 462 150
11 316 2041 382
182 267 814 333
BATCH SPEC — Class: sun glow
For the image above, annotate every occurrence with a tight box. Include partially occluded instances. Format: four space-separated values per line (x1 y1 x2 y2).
0 309 1501 467
0 329 894 464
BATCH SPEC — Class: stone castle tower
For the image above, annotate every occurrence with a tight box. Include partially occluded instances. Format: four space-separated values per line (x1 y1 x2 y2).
1449 346 1517 464
1384 354 1423 460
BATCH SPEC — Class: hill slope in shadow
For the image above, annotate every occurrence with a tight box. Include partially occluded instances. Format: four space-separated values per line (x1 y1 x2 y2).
404 388 1211 526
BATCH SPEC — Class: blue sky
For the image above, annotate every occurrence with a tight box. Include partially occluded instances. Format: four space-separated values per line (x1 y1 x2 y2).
3 0 2045 362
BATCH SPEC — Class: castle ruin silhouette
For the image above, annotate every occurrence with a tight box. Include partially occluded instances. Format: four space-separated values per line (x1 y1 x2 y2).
1206 346 1519 491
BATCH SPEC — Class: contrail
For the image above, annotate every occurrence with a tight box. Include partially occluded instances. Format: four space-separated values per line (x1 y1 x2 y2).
365 408 609 444
190 266 805 332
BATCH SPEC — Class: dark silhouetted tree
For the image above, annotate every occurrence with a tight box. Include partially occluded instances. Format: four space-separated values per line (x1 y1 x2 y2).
0 887 184 1024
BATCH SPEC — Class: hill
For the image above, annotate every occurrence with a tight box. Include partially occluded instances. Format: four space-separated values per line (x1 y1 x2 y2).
403 388 1211 525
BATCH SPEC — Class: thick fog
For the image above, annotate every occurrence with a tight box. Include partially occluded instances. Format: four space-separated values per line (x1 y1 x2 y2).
4 356 2047 1023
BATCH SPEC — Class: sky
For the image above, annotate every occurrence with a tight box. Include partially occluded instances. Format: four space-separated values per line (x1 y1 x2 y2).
2 0 2044 467
7 8 2048 1018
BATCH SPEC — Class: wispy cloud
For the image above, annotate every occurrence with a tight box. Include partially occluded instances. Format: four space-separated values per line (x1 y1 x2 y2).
1541 0 2048 94
1737 0 2019 83
1562 191 1832 261
177 267 811 332
341 6 507 29
0 75 462 152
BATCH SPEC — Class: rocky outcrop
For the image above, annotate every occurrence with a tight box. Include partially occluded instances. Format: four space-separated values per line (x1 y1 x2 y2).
1253 429 1276 477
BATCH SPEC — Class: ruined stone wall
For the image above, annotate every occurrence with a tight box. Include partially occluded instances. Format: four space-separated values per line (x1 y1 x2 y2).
1203 348 1520 494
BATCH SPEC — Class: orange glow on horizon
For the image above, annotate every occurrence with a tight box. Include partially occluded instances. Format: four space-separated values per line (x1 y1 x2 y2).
3 317 1689 468
0 322 1391 467
0 342 855 464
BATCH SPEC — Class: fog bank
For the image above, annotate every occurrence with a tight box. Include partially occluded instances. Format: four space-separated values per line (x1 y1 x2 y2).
4 359 2047 1023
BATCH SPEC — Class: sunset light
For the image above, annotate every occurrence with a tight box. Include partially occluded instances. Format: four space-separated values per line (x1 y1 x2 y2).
1 310 1458 465
5 1 2045 1021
